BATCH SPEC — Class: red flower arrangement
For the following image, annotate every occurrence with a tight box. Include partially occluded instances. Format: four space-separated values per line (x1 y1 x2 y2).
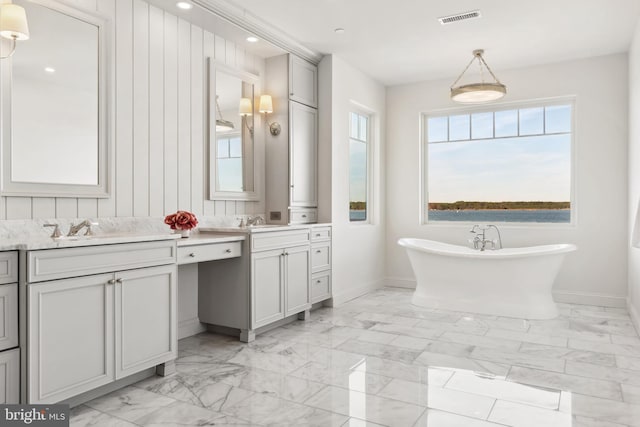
164 210 198 230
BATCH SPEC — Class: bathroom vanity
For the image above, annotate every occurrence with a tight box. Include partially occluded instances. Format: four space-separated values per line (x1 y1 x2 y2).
0 221 331 404
198 224 332 342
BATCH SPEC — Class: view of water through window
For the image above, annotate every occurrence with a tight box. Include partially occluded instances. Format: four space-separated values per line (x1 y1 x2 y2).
426 102 572 223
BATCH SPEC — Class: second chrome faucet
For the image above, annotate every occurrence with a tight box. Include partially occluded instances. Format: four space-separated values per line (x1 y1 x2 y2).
469 224 503 251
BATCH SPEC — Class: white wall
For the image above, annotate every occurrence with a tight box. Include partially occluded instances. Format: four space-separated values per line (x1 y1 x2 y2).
387 54 629 306
319 55 387 304
628 20 640 326
0 0 265 220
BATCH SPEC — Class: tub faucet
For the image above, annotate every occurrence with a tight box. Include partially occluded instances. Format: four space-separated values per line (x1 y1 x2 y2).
469 224 503 251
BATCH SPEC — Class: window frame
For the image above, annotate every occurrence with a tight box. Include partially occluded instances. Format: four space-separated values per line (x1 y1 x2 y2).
349 105 375 225
420 96 577 227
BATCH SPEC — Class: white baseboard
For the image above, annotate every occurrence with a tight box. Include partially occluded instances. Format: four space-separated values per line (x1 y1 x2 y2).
328 279 385 307
628 297 640 335
385 277 416 289
552 290 626 308
178 317 206 340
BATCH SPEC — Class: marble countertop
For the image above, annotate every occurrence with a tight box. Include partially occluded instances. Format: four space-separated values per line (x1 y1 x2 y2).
0 232 182 251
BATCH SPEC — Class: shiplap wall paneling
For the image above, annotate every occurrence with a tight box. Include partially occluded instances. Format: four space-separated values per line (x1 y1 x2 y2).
148 5 165 218
0 2 266 220
115 0 134 217
133 0 150 217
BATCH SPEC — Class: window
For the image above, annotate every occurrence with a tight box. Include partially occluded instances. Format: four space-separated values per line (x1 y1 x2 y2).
350 111 370 222
424 100 573 224
216 133 243 192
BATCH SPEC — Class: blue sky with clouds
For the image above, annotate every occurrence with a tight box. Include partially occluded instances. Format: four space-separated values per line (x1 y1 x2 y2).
427 105 572 203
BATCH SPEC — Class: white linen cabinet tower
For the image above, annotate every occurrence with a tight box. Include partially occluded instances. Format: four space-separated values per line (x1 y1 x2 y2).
265 54 319 224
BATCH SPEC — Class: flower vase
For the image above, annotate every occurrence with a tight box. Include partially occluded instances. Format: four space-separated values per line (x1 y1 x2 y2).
174 229 191 238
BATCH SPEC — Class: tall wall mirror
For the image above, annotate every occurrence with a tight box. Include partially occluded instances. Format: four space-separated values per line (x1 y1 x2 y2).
1 0 109 198
208 59 260 201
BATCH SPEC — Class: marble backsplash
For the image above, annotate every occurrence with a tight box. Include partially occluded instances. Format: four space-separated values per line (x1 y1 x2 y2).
0 214 264 240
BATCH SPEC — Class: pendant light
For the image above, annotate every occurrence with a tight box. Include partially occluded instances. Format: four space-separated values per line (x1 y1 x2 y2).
215 95 234 132
450 49 506 104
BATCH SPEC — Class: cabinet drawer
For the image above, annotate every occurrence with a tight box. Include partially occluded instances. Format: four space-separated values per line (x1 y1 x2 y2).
311 242 331 273
177 242 241 265
290 208 317 224
311 272 331 303
0 252 17 285
311 227 331 242
0 283 18 351
251 229 310 252
28 240 176 283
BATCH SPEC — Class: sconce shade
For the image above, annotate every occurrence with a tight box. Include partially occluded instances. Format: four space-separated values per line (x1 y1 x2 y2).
0 4 29 41
259 95 273 114
239 97 252 116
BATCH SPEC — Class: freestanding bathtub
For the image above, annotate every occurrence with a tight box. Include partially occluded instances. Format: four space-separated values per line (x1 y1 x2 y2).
398 238 577 319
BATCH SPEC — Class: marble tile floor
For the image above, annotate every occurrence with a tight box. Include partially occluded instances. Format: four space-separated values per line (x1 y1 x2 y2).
71 287 640 427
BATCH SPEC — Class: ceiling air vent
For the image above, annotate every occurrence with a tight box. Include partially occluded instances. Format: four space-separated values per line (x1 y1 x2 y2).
438 10 481 25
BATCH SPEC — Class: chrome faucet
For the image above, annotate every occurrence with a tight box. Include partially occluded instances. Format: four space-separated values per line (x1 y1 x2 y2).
68 219 97 236
246 215 265 226
469 224 503 251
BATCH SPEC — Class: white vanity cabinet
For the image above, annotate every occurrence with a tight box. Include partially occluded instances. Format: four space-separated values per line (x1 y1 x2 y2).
289 55 318 108
0 251 19 404
310 226 332 303
289 101 318 209
251 229 311 329
265 54 319 224
24 240 177 404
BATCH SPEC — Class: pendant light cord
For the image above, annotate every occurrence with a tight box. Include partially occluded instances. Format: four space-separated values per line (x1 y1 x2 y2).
450 50 503 89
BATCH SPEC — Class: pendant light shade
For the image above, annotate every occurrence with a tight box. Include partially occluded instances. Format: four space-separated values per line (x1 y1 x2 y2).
451 49 506 104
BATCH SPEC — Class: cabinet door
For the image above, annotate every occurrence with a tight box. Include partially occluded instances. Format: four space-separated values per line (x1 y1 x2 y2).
0 348 19 404
28 274 114 404
0 283 18 351
115 265 176 379
252 249 285 328
289 101 318 208
285 245 310 316
289 55 318 108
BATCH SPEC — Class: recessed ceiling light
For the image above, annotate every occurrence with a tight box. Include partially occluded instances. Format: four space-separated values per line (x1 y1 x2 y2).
334 28 345 34
246 36 259 43
44 67 55 73
176 2 192 10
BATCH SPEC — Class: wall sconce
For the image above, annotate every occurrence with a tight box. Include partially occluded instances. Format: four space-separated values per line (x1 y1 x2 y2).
259 95 281 136
239 97 253 135
0 4 29 59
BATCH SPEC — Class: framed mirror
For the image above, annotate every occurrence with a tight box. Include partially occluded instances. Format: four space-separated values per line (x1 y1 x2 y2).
1 0 109 198
208 59 260 201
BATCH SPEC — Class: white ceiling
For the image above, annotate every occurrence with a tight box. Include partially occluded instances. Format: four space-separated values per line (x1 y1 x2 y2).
221 0 640 86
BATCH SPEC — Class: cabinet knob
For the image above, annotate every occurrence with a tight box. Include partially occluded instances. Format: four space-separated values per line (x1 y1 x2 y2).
284 252 289 256
290 92 294 96
107 279 116 285
316 249 322 253
116 278 123 284
225 249 232 253
302 214 307 218
315 233 321 237
290 185 294 188
189 253 196 257
316 279 322 284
